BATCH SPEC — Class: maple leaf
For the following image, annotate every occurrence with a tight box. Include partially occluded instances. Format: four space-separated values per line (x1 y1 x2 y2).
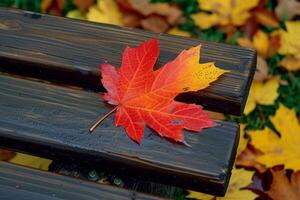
278 21 300 59
191 0 260 29
93 38 226 143
279 55 300 71
275 21 300 72
249 104 300 171
236 147 267 173
236 125 267 173
244 79 279 115
186 168 257 200
267 169 300 200
275 0 300 20
237 30 270 58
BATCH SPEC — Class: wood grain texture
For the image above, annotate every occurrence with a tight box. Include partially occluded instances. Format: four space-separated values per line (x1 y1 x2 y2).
0 74 239 196
0 161 161 200
0 7 256 115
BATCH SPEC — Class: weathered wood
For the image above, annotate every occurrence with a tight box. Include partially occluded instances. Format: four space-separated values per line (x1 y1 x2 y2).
0 7 256 115
49 161 179 198
0 161 161 200
0 74 239 196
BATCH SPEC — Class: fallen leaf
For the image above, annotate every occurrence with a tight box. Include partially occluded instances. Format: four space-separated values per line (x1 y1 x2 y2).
9 153 52 171
279 55 300 71
237 37 255 49
141 15 169 33
244 79 279 115
270 30 282 54
118 0 183 25
41 0 65 15
236 146 267 173
275 0 300 20
191 12 219 29
267 169 300 200
255 56 270 81
243 1 279 37
86 0 123 26
278 21 300 58
245 170 274 199
253 30 270 58
41 0 53 13
254 10 280 28
186 168 257 200
236 125 267 172
249 104 300 170
167 27 191 37
237 124 249 156
120 11 141 28
66 10 85 20
99 38 226 143
191 0 260 29
0 149 15 161
73 0 94 13
237 30 270 58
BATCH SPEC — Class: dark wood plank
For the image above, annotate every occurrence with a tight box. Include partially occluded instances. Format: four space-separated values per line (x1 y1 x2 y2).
0 74 239 196
0 7 256 115
0 161 161 200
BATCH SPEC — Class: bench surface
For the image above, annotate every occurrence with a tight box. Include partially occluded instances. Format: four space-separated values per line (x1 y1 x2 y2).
0 74 238 195
0 161 161 200
0 7 256 196
0 7 256 115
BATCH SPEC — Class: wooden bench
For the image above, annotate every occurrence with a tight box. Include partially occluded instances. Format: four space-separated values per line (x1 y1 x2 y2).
0 7 256 198
0 161 161 200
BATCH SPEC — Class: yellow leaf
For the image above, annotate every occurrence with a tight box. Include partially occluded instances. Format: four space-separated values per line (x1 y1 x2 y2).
66 10 85 20
238 31 270 58
41 0 52 13
279 55 300 71
9 153 52 171
86 0 123 26
278 21 300 58
244 79 279 115
167 27 191 37
249 104 300 171
191 13 219 29
253 31 270 58
187 168 257 200
237 37 254 49
191 0 259 29
237 124 248 156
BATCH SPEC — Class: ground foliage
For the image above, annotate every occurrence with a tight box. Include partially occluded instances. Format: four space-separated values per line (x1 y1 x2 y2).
1 0 300 199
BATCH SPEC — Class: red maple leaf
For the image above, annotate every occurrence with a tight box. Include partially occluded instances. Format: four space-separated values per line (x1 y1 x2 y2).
90 38 226 144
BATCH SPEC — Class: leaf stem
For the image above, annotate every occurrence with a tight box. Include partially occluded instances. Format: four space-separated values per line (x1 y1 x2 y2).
89 107 117 134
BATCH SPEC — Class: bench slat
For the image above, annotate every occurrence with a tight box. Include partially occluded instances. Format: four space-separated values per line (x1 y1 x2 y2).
0 8 256 115
0 161 161 200
0 74 239 196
